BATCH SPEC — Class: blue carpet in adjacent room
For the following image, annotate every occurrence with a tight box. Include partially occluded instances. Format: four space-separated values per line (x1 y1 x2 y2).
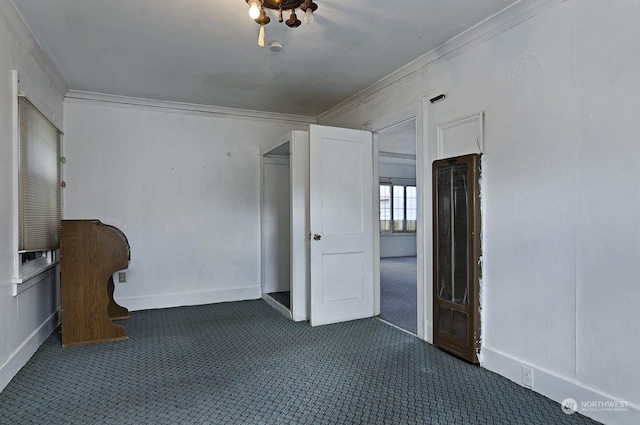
380 256 417 334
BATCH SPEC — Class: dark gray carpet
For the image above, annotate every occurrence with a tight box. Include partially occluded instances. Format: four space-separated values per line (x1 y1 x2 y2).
380 256 417 334
0 300 598 424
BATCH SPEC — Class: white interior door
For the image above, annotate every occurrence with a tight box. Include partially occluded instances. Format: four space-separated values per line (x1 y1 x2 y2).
309 124 375 326
290 131 310 322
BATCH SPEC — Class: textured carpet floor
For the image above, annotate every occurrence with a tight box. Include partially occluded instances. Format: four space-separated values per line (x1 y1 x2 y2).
0 300 599 425
380 256 417 334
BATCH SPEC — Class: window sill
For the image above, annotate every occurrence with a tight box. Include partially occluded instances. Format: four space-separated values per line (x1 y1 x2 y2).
380 233 417 237
12 259 59 296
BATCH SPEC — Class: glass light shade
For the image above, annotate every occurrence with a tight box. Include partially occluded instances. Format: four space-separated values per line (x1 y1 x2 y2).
303 8 314 24
248 1 260 19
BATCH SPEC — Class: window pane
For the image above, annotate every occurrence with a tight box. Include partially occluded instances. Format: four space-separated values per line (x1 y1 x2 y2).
406 186 417 232
379 185 391 232
393 185 405 232
19 98 61 252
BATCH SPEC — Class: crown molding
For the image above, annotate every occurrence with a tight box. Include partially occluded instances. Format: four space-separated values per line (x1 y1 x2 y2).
0 0 68 96
65 90 317 124
317 0 566 124
379 151 417 161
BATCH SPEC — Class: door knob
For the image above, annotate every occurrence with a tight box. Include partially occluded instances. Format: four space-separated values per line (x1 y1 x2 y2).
313 234 322 241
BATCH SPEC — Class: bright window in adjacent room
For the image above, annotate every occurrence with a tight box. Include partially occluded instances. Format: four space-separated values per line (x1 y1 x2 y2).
380 185 391 233
380 183 416 234
406 185 417 232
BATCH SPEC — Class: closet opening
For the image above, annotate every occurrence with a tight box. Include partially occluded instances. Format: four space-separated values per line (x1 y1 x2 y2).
261 141 294 317
260 125 376 326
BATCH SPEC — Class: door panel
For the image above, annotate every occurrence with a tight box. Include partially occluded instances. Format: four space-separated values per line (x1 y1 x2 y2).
322 253 364 302
290 131 310 322
433 154 481 363
310 124 374 326
320 138 364 234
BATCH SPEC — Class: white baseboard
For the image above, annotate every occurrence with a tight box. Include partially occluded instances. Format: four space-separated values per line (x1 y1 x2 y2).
262 293 293 320
482 347 640 425
0 310 60 393
119 285 262 312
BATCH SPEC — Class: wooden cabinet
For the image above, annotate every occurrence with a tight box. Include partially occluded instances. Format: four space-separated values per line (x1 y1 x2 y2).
60 220 130 347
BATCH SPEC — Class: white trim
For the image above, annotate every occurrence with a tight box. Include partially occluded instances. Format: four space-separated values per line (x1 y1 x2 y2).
65 91 317 125
118 285 262 312
262 294 293 320
262 156 289 166
16 74 62 132
421 97 433 344
0 309 60 393
372 136 380 317
12 260 58 296
367 102 426 341
379 151 416 161
436 111 484 158
12 70 20 282
482 347 640 425
377 317 417 337
317 0 565 124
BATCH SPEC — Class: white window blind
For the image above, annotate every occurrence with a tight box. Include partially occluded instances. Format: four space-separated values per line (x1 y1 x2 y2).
18 97 61 252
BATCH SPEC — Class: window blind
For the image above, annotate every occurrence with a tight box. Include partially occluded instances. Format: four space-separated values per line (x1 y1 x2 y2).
18 97 61 252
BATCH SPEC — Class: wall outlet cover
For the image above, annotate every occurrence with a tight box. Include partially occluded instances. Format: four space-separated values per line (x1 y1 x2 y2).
521 366 533 388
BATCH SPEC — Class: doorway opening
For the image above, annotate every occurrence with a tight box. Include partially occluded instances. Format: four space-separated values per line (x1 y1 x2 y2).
377 118 418 334
261 141 293 317
260 126 376 325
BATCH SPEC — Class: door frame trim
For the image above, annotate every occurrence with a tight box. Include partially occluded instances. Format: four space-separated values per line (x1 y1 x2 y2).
366 99 427 342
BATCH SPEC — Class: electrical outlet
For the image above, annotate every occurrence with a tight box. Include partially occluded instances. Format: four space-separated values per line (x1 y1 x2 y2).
521 366 533 388
118 272 126 283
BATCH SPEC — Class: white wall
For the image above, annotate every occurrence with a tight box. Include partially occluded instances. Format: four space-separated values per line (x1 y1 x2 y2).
0 0 66 392
378 162 415 181
380 234 416 258
319 1 640 423
63 95 310 311
3 1 638 422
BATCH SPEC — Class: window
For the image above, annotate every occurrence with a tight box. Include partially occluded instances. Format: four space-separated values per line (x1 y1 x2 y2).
380 185 391 232
17 97 61 269
379 183 416 233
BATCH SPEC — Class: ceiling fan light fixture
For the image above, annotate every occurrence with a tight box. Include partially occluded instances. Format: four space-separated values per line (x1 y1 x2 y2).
244 1 318 44
303 8 314 24
254 6 270 25
286 9 301 28
248 0 261 19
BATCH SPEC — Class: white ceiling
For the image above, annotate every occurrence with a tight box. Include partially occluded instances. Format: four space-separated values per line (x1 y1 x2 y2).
12 0 518 116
